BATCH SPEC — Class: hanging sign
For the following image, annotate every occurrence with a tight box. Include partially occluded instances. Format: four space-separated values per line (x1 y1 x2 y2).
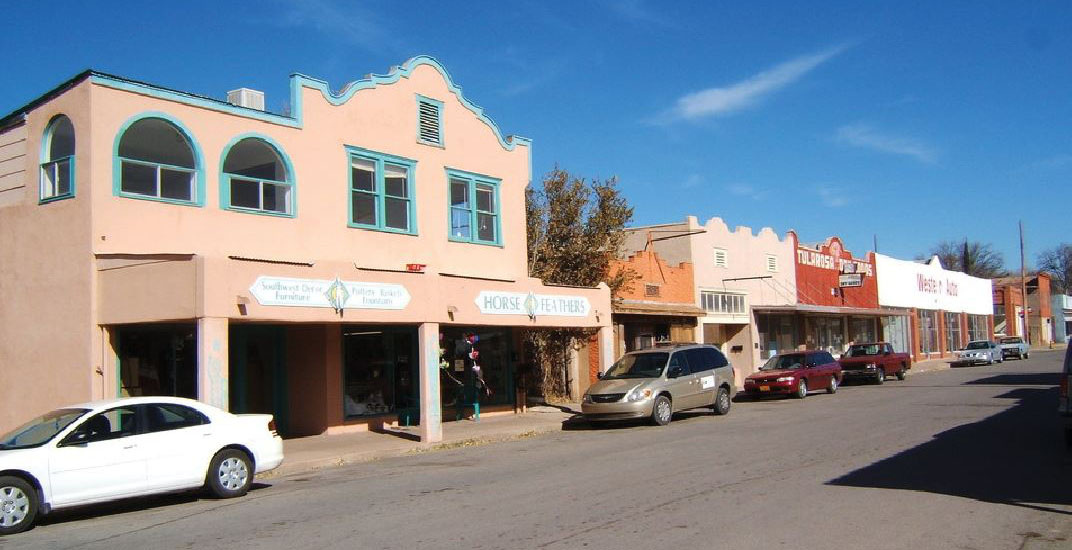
249 276 410 310
475 291 591 317
838 273 864 288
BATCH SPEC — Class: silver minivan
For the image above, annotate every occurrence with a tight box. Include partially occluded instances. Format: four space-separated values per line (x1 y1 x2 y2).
581 344 736 425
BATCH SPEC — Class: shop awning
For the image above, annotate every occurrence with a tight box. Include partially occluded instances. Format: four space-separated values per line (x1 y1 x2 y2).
753 304 911 317
614 300 705 317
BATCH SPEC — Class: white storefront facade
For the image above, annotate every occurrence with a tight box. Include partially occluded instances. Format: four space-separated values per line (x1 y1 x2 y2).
875 254 994 360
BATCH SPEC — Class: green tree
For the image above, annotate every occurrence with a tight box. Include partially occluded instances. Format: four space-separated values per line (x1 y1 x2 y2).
920 240 1007 279
1038 244 1072 294
525 168 633 399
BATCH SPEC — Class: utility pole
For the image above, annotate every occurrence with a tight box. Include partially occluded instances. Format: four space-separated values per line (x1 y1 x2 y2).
1020 220 1029 344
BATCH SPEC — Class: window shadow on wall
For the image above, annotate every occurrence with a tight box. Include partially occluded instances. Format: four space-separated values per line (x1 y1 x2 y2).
828 373 1071 515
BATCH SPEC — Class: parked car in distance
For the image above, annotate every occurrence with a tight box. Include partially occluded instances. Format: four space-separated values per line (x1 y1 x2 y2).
743 350 842 399
951 340 1003 367
838 342 911 384
1060 345 1072 446
998 336 1030 360
0 396 283 535
582 343 736 426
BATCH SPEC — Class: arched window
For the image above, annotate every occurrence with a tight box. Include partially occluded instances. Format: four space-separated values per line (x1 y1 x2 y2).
221 136 293 216
116 116 200 204
40 115 75 201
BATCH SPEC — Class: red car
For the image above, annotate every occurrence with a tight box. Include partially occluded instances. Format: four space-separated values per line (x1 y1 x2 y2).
744 350 842 399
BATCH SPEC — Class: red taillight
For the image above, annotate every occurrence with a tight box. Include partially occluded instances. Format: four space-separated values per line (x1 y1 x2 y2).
1061 376 1069 399
268 418 278 434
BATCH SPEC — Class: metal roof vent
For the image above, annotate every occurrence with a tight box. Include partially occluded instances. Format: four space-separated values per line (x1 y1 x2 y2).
227 88 265 111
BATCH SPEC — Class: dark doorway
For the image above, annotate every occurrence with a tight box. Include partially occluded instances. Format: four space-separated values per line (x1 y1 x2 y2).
117 324 197 399
229 325 289 435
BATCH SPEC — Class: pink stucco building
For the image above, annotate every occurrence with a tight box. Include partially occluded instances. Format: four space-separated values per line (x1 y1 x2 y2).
0 56 612 440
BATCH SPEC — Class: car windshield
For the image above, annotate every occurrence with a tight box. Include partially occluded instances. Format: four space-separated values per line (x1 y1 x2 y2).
1000 337 1020 344
603 352 668 379
760 354 805 371
846 344 880 357
0 408 89 450
965 341 989 350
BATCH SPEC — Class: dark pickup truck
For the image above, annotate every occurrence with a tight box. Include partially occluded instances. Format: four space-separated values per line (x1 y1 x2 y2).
838 342 911 384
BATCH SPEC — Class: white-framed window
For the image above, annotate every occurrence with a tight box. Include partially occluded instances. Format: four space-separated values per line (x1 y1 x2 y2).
448 169 500 245
221 136 293 216
417 95 443 146
116 116 200 204
766 254 778 272
40 115 75 201
701 291 746 314
713 248 728 268
348 147 416 234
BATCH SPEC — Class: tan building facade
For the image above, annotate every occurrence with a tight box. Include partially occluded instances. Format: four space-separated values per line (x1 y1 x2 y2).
0 57 613 439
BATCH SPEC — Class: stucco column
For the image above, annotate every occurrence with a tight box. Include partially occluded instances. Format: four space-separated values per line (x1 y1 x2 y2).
419 322 443 443
598 324 614 374
197 317 229 410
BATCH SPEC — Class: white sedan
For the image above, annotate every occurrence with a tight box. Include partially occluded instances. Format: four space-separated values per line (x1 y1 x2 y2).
0 396 283 535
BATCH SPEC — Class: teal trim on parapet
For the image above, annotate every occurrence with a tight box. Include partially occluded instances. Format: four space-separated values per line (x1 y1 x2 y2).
89 57 532 155
294 56 532 152
218 133 297 217
91 74 300 128
112 111 206 207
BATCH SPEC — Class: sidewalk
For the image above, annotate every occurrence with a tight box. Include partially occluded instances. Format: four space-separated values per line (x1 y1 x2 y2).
262 404 580 479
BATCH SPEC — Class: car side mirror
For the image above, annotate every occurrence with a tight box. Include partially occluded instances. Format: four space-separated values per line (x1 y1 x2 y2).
668 365 686 378
596 371 604 380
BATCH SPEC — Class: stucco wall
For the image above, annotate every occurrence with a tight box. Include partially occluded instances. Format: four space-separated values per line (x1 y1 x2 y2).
0 81 99 432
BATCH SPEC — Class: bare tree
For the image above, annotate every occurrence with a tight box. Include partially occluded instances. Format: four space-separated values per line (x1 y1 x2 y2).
1038 244 1072 294
525 168 633 399
919 240 1007 279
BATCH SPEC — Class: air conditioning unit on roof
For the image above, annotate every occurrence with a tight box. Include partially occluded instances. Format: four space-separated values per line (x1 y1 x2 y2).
227 88 265 111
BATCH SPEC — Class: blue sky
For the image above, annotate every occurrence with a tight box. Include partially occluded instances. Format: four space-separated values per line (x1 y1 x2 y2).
2 1 1067 270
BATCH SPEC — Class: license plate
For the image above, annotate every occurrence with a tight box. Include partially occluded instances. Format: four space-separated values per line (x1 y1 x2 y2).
759 385 770 392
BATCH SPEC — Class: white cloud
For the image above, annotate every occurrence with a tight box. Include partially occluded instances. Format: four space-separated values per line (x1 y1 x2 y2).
273 0 403 53
604 0 673 27
835 124 937 164
726 183 767 200
816 186 849 208
663 45 846 121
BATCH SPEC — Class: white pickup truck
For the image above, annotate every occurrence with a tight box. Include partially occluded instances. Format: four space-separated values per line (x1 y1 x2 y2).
998 336 1030 360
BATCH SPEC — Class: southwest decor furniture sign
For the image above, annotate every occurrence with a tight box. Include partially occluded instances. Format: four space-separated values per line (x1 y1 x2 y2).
249 276 411 310
475 291 591 317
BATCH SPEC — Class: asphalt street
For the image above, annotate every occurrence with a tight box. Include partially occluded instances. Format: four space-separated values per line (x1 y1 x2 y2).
6 351 1071 550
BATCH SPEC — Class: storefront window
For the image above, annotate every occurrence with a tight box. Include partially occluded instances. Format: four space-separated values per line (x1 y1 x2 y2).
758 314 796 359
118 324 197 398
993 305 1007 336
945 312 962 352
848 317 877 345
807 316 845 356
967 314 989 342
439 327 513 408
882 315 909 353
918 309 940 354
343 327 417 418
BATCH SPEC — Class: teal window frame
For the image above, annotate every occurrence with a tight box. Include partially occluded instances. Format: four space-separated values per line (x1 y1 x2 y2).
39 115 76 203
416 94 443 147
446 168 502 247
346 145 417 235
219 134 296 218
112 112 205 207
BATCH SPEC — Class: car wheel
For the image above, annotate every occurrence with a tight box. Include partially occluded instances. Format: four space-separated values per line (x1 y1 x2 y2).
896 365 906 381
206 449 253 499
651 395 672 426
1019 351 1025 360
0 476 37 536
874 368 885 385
795 379 808 399
827 376 838 394
1025 352 1030 359
713 387 731 415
